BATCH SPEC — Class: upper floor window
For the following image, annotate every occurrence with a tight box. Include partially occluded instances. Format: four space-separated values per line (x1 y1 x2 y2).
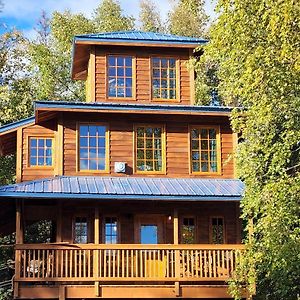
74 217 88 244
104 217 118 244
135 125 165 173
211 217 225 244
78 124 108 172
152 57 177 100
29 137 53 167
181 217 196 244
190 126 220 174
108 55 133 98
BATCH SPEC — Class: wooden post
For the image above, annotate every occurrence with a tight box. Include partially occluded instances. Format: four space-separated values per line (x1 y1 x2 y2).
55 117 64 176
189 49 195 105
173 209 180 297
94 207 100 296
59 285 65 300
14 200 24 298
173 209 179 245
16 128 23 183
56 203 63 242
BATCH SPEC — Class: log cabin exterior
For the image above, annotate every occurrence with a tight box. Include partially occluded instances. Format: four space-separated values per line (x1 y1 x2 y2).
0 31 247 299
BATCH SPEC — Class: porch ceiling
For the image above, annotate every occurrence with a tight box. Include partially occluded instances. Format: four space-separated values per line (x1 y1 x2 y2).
0 176 244 201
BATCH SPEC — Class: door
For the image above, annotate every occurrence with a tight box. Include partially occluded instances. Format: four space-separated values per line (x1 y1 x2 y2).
135 215 165 244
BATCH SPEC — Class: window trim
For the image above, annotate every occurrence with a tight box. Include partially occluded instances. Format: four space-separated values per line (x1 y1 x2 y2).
72 215 89 244
150 55 181 103
209 216 226 244
27 135 55 168
102 215 120 244
106 54 136 100
180 216 197 244
188 125 222 175
133 123 166 175
76 122 110 174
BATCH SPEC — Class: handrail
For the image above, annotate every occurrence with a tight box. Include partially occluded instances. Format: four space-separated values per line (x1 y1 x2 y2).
15 244 244 283
15 243 245 250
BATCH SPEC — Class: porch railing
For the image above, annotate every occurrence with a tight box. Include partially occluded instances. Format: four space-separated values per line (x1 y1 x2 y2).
14 244 244 283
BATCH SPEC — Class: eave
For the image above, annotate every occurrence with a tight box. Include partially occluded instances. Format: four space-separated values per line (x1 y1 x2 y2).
34 101 234 123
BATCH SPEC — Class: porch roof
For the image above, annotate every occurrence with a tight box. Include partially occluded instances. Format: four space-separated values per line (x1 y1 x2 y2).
0 176 244 201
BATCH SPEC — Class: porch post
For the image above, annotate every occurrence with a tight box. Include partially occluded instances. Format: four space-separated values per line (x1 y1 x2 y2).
173 209 180 297
14 199 24 298
56 202 63 242
173 209 179 245
94 207 100 296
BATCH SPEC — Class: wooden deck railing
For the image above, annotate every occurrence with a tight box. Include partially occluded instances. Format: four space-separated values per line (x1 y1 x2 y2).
14 244 244 283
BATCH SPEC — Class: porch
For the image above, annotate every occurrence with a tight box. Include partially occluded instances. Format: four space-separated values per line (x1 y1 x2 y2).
14 243 245 298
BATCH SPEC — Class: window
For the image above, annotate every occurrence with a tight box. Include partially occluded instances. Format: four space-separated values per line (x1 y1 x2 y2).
104 217 118 244
190 127 219 173
135 125 165 173
74 217 88 244
152 57 177 100
29 137 53 167
140 225 158 244
78 124 108 171
108 55 133 98
211 217 224 244
181 217 196 244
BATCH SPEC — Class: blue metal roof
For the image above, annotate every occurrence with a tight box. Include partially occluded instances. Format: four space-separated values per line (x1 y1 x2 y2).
0 176 244 201
35 101 233 115
74 31 207 46
0 116 35 135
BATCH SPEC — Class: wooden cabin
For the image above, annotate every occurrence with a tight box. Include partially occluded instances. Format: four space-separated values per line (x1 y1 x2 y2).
0 31 246 299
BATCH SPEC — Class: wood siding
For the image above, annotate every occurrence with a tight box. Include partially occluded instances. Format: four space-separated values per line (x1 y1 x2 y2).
21 120 57 182
63 113 234 178
93 46 192 105
23 201 241 245
18 113 234 181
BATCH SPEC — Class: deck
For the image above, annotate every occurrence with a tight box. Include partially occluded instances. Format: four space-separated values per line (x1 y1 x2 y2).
14 244 245 299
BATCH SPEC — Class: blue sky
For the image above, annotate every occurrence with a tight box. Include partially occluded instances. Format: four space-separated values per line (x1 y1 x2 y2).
0 0 216 39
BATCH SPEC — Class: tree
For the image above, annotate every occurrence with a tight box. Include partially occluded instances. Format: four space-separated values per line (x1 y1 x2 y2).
199 0 300 298
139 0 164 32
168 0 208 37
29 10 95 101
93 0 135 32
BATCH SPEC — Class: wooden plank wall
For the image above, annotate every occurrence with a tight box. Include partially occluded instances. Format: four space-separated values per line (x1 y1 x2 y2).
19 113 234 181
21 120 57 182
63 113 234 178
94 46 192 105
24 201 240 245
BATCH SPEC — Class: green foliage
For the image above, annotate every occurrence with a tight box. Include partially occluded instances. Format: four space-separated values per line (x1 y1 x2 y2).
192 55 222 105
201 0 300 298
139 0 164 32
93 0 135 32
168 0 208 37
29 11 95 101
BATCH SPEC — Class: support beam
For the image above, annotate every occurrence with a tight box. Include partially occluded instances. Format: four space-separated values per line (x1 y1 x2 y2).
94 207 100 244
15 200 24 298
55 117 64 176
16 200 24 244
59 285 65 300
173 209 179 245
56 202 63 242
94 207 100 296
173 209 180 294
16 128 23 183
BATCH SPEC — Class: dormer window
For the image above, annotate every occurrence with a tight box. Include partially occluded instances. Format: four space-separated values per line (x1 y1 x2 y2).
107 55 133 98
152 57 177 101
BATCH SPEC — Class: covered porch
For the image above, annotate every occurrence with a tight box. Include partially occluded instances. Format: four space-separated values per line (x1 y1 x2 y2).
0 176 246 298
